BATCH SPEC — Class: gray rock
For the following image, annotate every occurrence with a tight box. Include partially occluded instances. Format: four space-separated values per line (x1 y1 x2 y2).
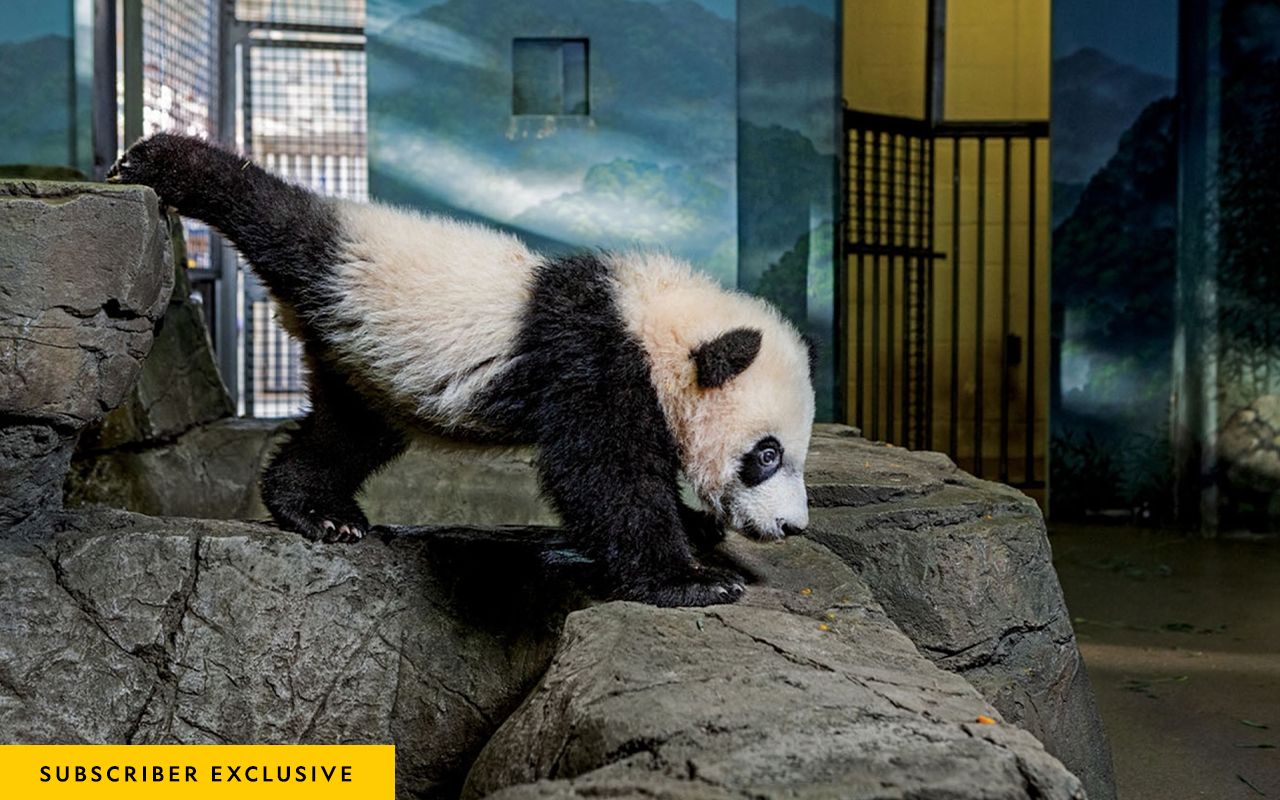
81 223 235 450
802 427 1114 800
0 180 173 532
61 421 1112 799
463 600 1084 800
2 508 1085 800
66 419 557 527
1219 394 1280 494
65 417 286 518
0 510 580 798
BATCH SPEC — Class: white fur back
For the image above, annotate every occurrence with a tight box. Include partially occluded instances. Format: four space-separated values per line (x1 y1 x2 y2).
324 201 535 429
608 252 815 501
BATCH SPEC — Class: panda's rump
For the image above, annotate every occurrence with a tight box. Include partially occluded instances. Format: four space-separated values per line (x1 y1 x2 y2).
322 202 536 432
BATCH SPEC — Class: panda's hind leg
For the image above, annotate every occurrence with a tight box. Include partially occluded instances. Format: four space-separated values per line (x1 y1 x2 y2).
260 361 406 543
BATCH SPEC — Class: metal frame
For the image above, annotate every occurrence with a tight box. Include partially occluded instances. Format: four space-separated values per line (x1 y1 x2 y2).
842 110 1048 489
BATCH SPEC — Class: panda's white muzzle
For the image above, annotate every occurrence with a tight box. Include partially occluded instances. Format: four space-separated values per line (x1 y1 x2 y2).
723 467 809 541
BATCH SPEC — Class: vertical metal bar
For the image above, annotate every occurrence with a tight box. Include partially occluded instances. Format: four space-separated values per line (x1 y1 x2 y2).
92 0 118 181
241 39 255 416
974 137 986 478
999 137 1012 483
122 0 143 145
905 136 917 447
871 132 882 440
916 136 929 449
886 133 898 443
1026 137 1039 485
925 135 937 451
898 135 910 446
215 2 246 409
837 121 850 426
855 128 867 432
949 137 961 461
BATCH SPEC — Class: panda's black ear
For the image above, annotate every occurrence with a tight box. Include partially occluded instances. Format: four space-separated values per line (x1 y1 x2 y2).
801 333 819 378
692 327 762 388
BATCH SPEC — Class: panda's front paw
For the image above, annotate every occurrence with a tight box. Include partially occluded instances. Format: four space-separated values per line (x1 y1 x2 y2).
618 564 746 607
107 132 212 202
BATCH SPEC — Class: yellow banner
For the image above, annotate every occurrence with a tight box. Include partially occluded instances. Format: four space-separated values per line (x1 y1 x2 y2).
2 745 395 799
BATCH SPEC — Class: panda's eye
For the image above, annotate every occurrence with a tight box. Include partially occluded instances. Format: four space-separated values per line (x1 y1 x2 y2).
758 446 779 467
739 436 784 487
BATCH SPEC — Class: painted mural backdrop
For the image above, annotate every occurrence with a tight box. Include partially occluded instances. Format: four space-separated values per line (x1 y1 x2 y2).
1050 0 1178 518
1052 0 1280 530
367 0 840 419
738 0 838 420
367 0 739 281
0 2 78 168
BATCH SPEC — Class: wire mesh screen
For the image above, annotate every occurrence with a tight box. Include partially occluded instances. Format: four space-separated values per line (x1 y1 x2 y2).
141 0 218 271
236 0 364 28
248 45 368 200
244 32 367 417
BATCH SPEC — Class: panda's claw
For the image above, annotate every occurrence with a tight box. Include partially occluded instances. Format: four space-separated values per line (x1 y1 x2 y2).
286 507 369 545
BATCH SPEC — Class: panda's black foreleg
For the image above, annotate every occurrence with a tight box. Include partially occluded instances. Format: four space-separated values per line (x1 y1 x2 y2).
534 384 744 608
679 503 728 552
260 362 406 543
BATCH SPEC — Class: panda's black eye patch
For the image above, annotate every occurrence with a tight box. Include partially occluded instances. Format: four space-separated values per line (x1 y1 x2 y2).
739 436 783 487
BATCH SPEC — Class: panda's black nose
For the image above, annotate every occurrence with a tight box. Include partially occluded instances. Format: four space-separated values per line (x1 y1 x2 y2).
781 522 806 537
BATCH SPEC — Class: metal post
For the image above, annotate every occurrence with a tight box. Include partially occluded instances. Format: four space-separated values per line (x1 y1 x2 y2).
91 0 117 180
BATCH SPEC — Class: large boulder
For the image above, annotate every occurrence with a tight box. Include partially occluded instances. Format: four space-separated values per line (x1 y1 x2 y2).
0 510 579 798
804 428 1114 800
0 180 172 534
0 508 1085 800
464 569 1084 800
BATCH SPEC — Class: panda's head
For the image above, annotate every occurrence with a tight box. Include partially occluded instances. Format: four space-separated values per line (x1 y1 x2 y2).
611 252 816 542
683 325 815 541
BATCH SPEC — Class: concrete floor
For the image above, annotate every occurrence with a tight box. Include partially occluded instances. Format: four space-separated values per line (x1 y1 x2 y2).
1051 524 1280 800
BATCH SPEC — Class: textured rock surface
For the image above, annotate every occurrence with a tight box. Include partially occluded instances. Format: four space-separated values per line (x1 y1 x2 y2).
1 509 1085 800
1219 394 1280 494
466 601 1084 800
0 180 172 532
0 510 579 798
804 427 1114 800
81 216 235 450
67 420 556 526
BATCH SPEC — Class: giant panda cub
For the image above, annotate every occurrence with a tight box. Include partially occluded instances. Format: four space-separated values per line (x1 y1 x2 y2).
109 133 815 607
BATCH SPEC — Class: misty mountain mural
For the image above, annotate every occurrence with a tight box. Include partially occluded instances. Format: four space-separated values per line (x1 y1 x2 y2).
0 34 75 167
1051 48 1173 227
367 0 738 280
1051 96 1177 517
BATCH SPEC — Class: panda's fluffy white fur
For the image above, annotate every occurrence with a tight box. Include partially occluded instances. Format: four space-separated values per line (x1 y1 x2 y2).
110 133 815 607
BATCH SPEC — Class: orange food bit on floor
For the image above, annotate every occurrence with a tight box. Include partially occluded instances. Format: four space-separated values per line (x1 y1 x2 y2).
976 715 997 725
800 588 812 595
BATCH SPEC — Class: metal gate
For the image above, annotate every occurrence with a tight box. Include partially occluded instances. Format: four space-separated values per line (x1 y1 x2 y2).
843 109 1050 495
